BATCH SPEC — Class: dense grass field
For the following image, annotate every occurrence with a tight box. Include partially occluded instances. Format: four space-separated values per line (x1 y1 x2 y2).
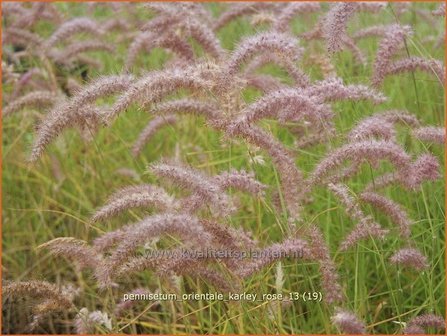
2 2 445 334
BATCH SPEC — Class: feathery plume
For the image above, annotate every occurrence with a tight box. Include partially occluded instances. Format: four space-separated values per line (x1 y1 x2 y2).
382 57 445 85
404 313 445 334
360 192 411 237
214 169 266 197
132 115 177 157
331 308 366 334
45 18 103 48
307 226 344 303
74 308 112 334
353 25 389 41
106 68 210 123
348 110 419 142
305 77 387 104
2 281 73 310
50 41 114 64
225 32 303 78
245 53 310 88
39 237 103 270
30 75 133 162
3 27 44 48
327 183 388 250
390 248 428 270
91 185 177 222
233 88 331 126
412 126 445 145
232 125 304 220
310 140 412 186
236 238 309 278
3 91 59 117
97 213 212 286
372 24 413 87
273 2 321 32
322 3 357 53
212 3 275 31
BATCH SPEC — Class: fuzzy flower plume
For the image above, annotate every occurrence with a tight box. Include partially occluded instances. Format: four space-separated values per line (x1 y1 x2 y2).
372 24 413 87
2 280 73 310
309 140 412 186
360 192 411 238
307 226 344 303
214 169 266 197
3 27 44 49
236 238 309 278
212 3 275 31
273 2 321 32
38 237 103 270
49 40 114 64
9 68 50 100
390 248 428 270
383 56 445 85
413 126 446 145
225 32 303 79
232 88 331 127
403 313 445 334
126 31 194 69
327 183 388 250
97 213 212 286
45 18 103 48
331 308 366 334
150 160 234 216
305 77 387 104
245 53 310 88
3 91 59 117
407 154 440 189
233 125 304 221
91 184 177 222
322 2 357 53
106 67 211 124
201 219 257 251
132 115 177 157
30 75 134 162
348 110 420 142
150 99 221 119
353 25 390 41
74 308 112 334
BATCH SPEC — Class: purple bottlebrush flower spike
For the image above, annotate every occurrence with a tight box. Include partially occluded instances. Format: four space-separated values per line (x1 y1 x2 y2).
30 75 134 162
225 31 303 78
38 237 103 271
331 308 366 334
390 247 428 270
327 183 388 250
412 126 446 145
309 140 412 186
45 17 103 48
372 24 413 87
273 2 321 32
322 3 357 54
307 226 344 304
91 184 177 222
403 313 445 334
360 192 411 237
132 115 177 157
3 91 60 117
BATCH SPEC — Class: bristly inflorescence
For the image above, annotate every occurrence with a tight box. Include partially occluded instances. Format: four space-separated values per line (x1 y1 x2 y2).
2 2 445 334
